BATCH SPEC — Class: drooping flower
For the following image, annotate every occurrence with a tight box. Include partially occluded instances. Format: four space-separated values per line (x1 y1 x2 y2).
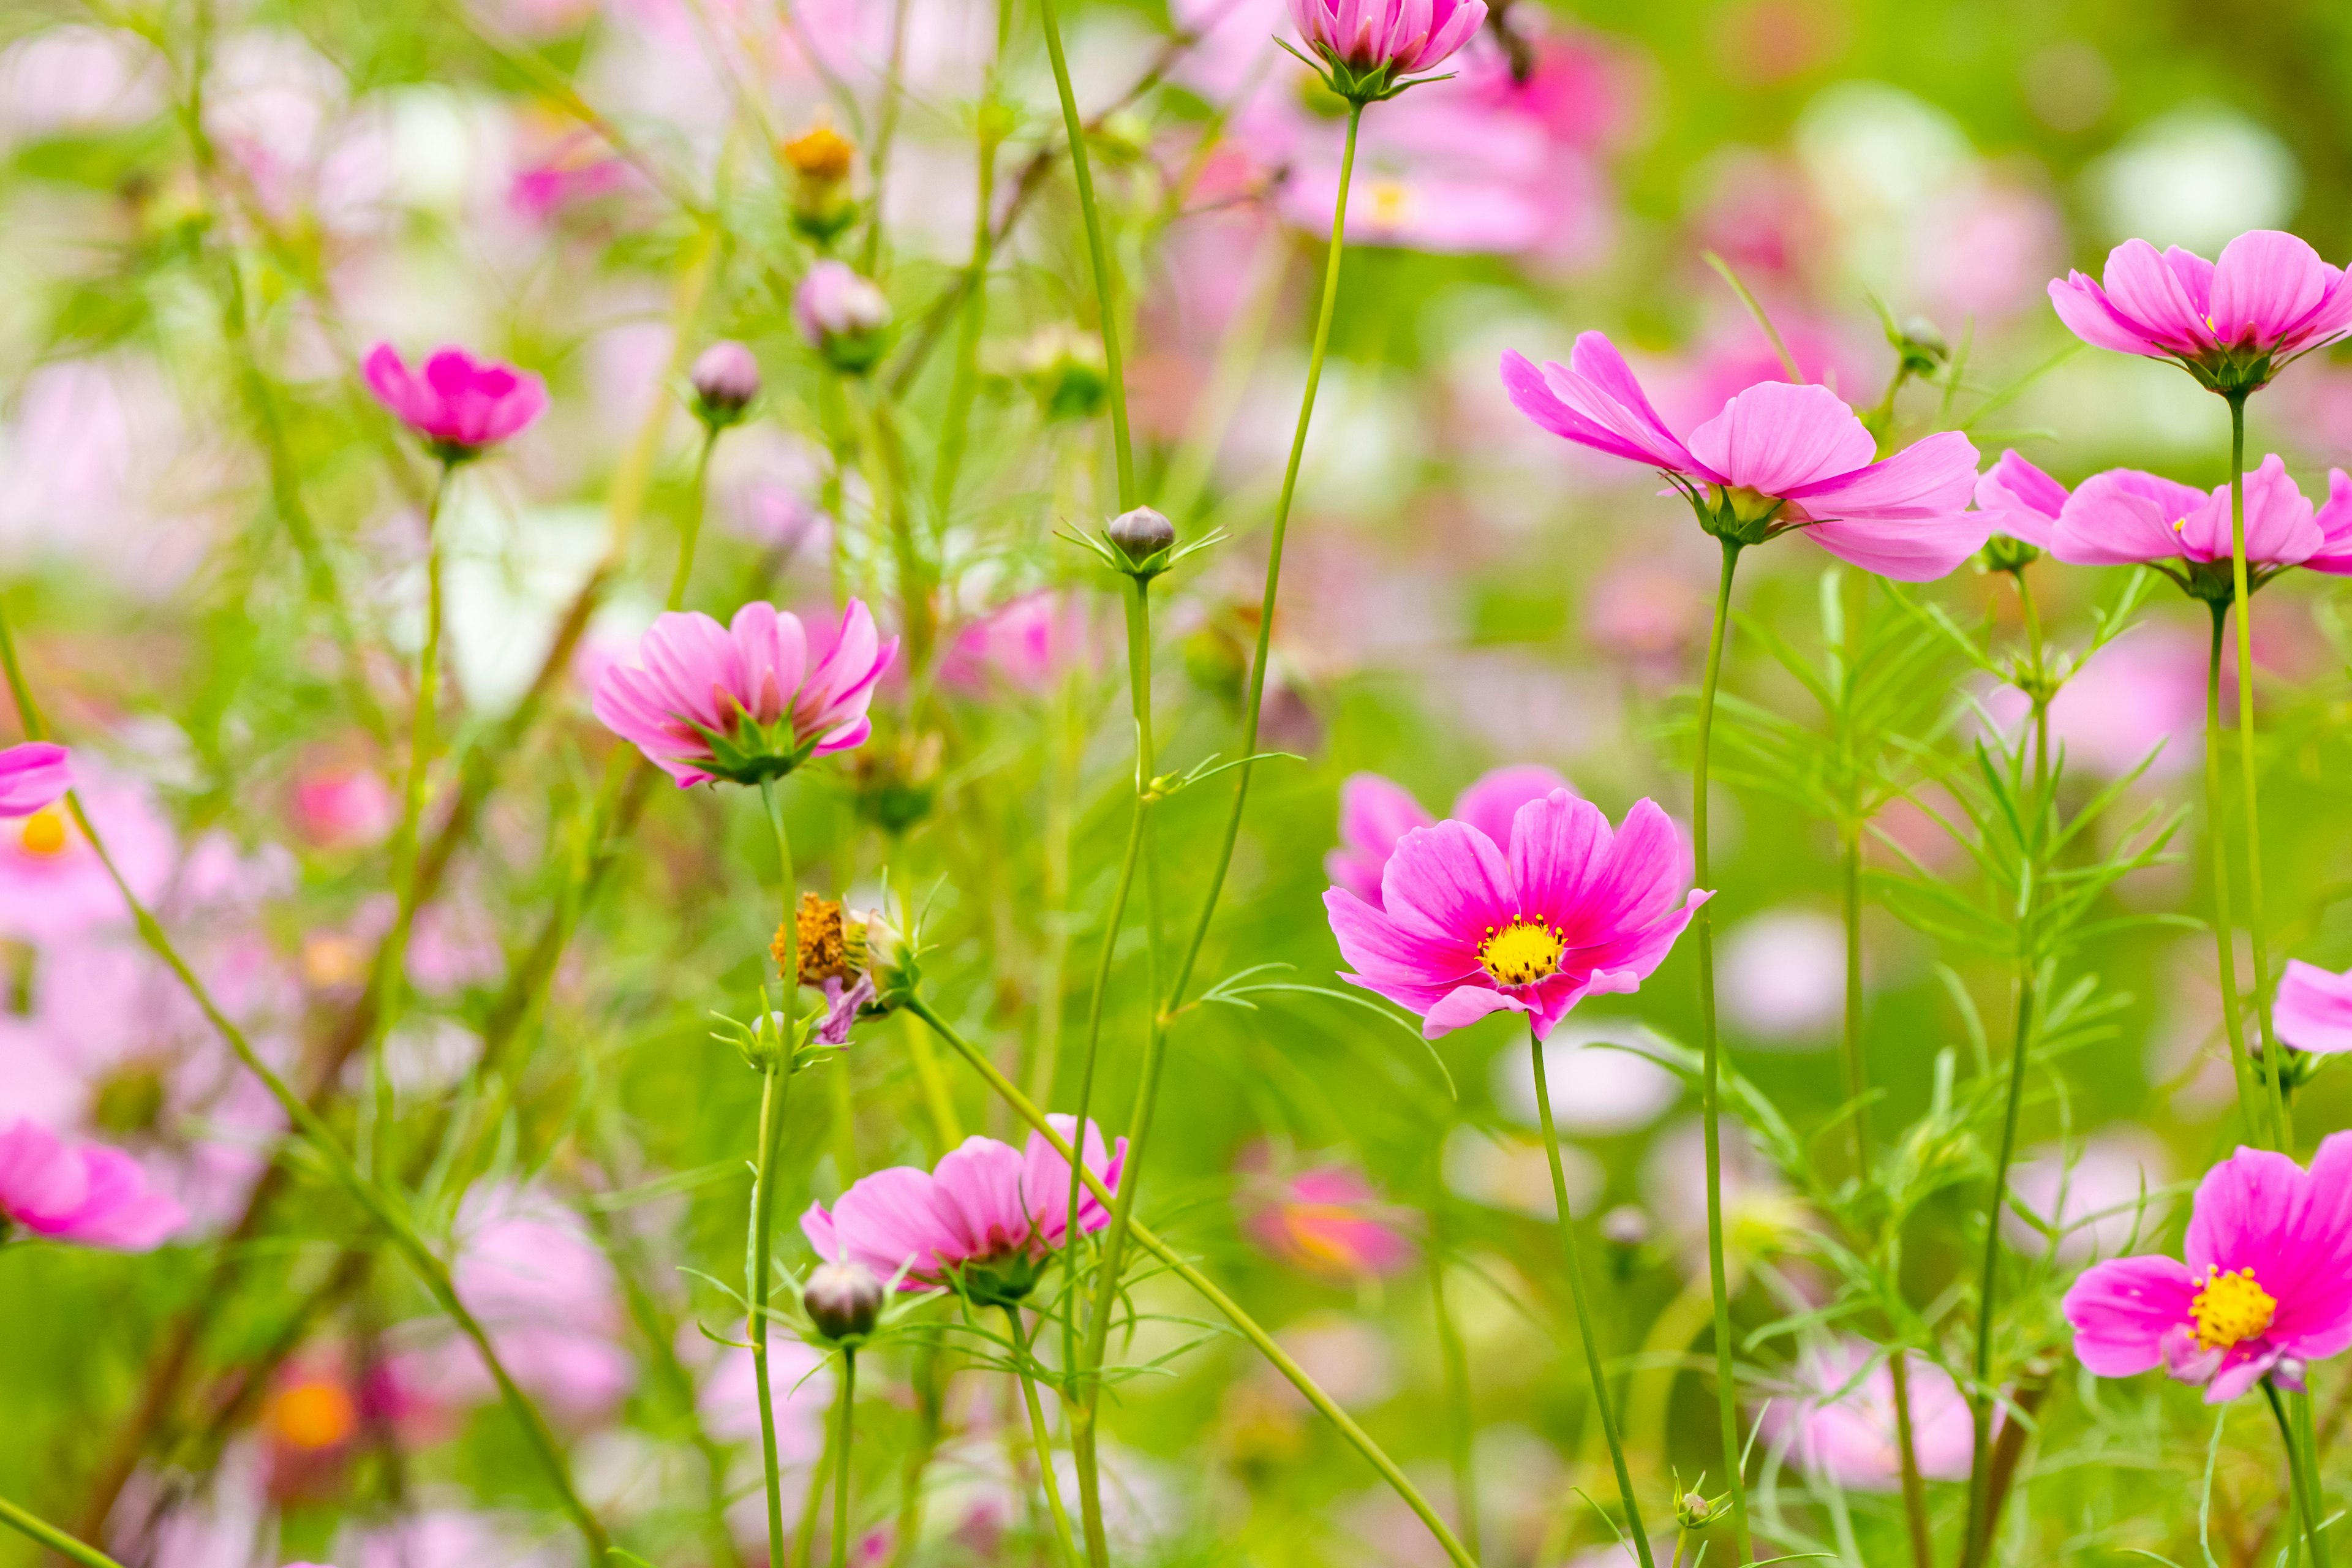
0 742 69 817
0 1117 185 1249
361 344 548 459
1236 1144 1417 1280
2275 960 2352 1055
801 1116 1125 1303
591 600 896 787
2062 1134 2352 1403
1326 765 1572 908
2050 455 2323 601
1765 1340 1973 1490
1501 333 1987 581
1325 789 1708 1040
2048 230 2352 395
1286 0 1488 101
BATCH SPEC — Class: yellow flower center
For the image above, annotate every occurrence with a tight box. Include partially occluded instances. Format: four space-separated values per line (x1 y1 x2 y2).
1479 918 1566 987
2190 1265 2277 1353
1368 179 1414 226
18 809 67 858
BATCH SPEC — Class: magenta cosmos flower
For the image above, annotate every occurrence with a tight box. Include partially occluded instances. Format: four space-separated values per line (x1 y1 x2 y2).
0 1117 184 1250
591 600 895 788
1287 0 1487 100
2275 960 2352 1055
2049 230 2352 395
801 1116 1124 1305
1326 764 1571 908
1501 334 1987 581
1981 451 2352 605
2063 1134 2352 1403
1325 788 1708 1040
363 344 548 459
0 742 70 817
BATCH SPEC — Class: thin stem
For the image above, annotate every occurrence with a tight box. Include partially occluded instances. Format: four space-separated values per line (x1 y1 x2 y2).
1530 1024 1654 1568
832 1346 858 1568
1006 1306 1083 1566
905 995 1477 1568
1431 1239 1481 1564
1887 1356 1933 1568
1961 961 2038 1568
931 53 1005 525
2224 394 2293 1150
0 1494 126 1568
1691 537 1752 1563
793 1427 833 1568
2014 569 2049 794
669 424 720 610
750 776 801 1568
1163 99 1363 1018
1838 826 1870 1167
2203 601 2271 1142
1035 0 1135 509
2269 1379 2333 1568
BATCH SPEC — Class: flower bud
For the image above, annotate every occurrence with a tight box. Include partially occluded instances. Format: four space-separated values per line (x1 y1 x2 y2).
1895 314 1948 376
1107 505 1175 565
782 122 858 244
802 1260 884 1341
794 262 891 374
690 341 761 428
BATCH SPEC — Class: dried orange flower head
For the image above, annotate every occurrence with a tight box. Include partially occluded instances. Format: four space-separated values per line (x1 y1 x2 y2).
782 890 849 986
782 123 854 184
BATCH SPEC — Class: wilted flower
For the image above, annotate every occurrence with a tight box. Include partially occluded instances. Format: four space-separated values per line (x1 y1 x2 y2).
801 1117 1125 1305
689 340 762 427
2275 959 2352 1055
2049 230 2352 396
1766 1340 1973 1490
361 344 548 460
1325 764 1572 908
0 1117 184 1249
1325 789 1708 1040
2063 1134 2352 1403
1502 333 1988 580
590 600 895 787
0 742 69 817
794 261 891 373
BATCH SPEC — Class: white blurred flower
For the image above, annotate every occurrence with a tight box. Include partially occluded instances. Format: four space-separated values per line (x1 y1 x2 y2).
2087 106 2299 253
1492 1018 1682 1134
2003 1129 2174 1261
1718 908 1845 1046
1443 1123 1598 1219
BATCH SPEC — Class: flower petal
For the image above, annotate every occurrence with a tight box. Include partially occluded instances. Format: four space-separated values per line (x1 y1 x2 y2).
1684 382 1877 497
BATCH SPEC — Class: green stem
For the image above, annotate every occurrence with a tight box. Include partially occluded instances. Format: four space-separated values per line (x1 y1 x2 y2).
1691 537 1752 1563
1162 98 1363 1020
2225 394 2293 1152
1006 1306 1084 1566
751 777 801 1568
831 1346 859 1568
1838 826 1870 1167
2269 1379 2333 1568
1530 1024 1654 1568
794 1424 833 1568
1961 962 2038 1568
1035 0 1134 509
669 425 719 611
905 995 1477 1568
2014 570 2049 795
932 62 1005 525
0 1495 125 1568
2203 601 2271 1143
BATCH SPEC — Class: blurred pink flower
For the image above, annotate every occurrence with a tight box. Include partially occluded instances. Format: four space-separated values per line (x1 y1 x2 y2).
362 344 549 456
2004 1131 2174 1262
1502 333 1988 580
1717 908 1843 1045
801 1117 1125 1295
1766 1340 1972 1490
1981 628 2206 778
2051 456 2335 592
1288 0 1487 78
1326 790 1706 1040
0 772 176 940
1914 178 2064 323
1585 558 1704 672
591 600 895 787
0 26 164 140
0 742 69 816
938 592 1094 695
2276 959 2352 1055
2050 231 2352 393
509 146 634 221
1662 315 1877 429
1237 1145 1417 1280
1325 764 1572 907
2065 1134 2352 1403
0 1117 184 1249
794 262 891 363
695 1333 832 1456
291 763 396 850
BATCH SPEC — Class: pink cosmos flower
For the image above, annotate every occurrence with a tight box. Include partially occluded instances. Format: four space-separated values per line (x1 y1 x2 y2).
2062 1134 2352 1403
0 1117 184 1249
1501 333 1988 581
801 1116 1125 1297
1325 788 1708 1040
0 742 69 816
2275 960 2352 1055
590 600 896 787
1326 764 1573 908
1973 450 2070 549
361 344 548 456
2047 455 2347 601
1236 1144 1417 1280
2049 231 2352 394
1287 0 1487 79
1766 1340 1973 1490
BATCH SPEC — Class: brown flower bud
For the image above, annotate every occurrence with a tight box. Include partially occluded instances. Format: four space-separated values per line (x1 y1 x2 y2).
802 1260 884 1340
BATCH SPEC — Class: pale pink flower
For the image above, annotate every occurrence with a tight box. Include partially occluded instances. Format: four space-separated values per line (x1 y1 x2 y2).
1980 628 2207 778
2049 455 2326 598
793 262 891 367
2064 1134 2352 1403
801 1116 1125 1295
290 764 396 850
0 1117 184 1249
590 600 895 787
0 742 69 816
1236 1145 1417 1280
2004 1131 2174 1262
1325 764 1572 908
1502 333 1988 580
2049 230 2352 394
1718 908 1845 1045
1325 789 1706 1040
1766 1340 1972 1490
2275 959 2352 1055
938 591 1093 695
362 344 549 456
0 771 176 940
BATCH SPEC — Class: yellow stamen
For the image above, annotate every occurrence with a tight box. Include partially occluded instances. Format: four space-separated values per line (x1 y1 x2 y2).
1479 918 1566 987
19 809 67 858
2189 1264 2277 1354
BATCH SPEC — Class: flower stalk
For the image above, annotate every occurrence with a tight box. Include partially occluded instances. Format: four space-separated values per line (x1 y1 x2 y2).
1006 1305 1084 1567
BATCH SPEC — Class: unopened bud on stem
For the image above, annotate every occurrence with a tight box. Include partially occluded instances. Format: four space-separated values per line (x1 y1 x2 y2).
1107 505 1175 565
690 341 761 427
803 1260 884 1341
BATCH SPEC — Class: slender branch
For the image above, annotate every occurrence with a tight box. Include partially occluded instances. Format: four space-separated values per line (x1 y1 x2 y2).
2269 1380 2334 1568
1431 1232 1482 1564
1006 1306 1084 1567
0 1494 126 1568
2203 601 2270 1140
831 1347 859 1568
1962 958 2039 1567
